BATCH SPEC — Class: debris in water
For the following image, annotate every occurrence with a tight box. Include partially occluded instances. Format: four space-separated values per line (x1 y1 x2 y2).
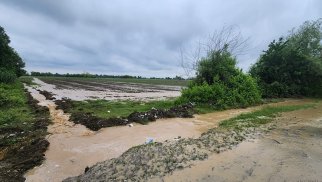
128 123 134 127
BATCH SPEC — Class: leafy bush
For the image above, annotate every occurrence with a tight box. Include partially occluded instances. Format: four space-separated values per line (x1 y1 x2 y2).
250 20 322 98
0 68 17 83
177 71 261 109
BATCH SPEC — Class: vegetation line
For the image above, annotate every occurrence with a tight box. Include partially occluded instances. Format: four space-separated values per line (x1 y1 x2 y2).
219 103 316 129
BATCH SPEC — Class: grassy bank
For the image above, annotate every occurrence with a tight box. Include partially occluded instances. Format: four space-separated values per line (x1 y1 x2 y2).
0 81 51 181
219 103 316 129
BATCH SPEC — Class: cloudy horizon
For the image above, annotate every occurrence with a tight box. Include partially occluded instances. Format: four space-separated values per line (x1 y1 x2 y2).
0 0 321 77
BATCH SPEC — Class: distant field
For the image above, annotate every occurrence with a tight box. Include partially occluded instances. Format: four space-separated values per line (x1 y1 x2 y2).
23 76 184 101
35 76 189 87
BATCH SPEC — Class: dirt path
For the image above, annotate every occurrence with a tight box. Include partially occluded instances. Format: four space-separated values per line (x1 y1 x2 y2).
162 101 322 182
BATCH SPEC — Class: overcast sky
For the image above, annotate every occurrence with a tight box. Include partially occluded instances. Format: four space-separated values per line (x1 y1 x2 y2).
0 0 321 77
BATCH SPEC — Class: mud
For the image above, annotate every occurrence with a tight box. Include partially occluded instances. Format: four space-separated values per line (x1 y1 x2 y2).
33 78 181 101
63 100 321 182
55 98 194 131
23 87 294 182
0 91 51 182
161 102 322 182
37 90 56 100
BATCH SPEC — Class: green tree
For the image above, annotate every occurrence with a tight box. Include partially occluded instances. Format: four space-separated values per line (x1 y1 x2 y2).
0 26 26 78
178 26 261 108
250 19 322 98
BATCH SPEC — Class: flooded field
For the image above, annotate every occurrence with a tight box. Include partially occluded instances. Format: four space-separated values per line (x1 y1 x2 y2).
23 82 313 181
34 77 183 101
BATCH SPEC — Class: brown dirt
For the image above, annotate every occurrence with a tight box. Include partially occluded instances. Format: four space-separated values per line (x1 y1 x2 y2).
55 98 194 131
161 101 322 182
0 90 51 182
63 99 321 182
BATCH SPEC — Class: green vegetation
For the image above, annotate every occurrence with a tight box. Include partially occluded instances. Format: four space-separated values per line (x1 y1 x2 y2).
219 103 316 129
250 19 322 98
0 26 25 83
66 99 176 119
177 47 261 110
19 76 37 86
0 82 34 128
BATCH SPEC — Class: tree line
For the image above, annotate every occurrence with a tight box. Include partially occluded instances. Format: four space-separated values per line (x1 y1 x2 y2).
177 19 322 109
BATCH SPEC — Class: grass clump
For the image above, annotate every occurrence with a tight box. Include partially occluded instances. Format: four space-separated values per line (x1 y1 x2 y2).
219 103 316 129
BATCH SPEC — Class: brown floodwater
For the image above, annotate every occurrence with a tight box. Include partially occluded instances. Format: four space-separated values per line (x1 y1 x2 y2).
161 101 322 182
23 85 313 182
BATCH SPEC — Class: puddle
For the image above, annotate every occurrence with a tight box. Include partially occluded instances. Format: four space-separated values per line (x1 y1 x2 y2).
23 84 315 181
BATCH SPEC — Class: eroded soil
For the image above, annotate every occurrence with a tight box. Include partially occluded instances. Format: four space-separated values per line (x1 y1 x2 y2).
23 81 319 182
22 86 303 182
162 101 322 182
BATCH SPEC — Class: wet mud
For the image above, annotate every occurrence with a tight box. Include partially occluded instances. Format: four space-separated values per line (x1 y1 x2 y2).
0 90 51 182
23 86 297 182
56 98 194 131
162 102 322 182
64 100 318 182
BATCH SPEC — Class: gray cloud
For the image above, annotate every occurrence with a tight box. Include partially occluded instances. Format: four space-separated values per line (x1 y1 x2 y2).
0 0 321 77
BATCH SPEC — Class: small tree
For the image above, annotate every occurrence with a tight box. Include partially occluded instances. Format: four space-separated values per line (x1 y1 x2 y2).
180 25 249 78
178 26 261 108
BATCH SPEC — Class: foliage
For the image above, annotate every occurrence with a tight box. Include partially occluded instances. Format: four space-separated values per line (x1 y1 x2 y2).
178 47 261 109
250 19 322 98
0 26 25 77
194 50 239 85
0 82 33 127
0 68 17 83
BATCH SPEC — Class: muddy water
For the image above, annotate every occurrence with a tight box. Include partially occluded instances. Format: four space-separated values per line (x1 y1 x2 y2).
24 85 313 181
162 101 322 182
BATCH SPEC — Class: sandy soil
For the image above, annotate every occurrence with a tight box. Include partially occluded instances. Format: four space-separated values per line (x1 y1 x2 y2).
33 78 181 101
161 101 322 182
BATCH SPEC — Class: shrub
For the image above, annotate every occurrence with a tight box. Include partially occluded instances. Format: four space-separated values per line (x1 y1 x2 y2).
178 72 261 110
0 68 17 83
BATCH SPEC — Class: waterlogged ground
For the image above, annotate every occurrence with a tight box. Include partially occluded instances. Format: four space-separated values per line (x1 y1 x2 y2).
162 101 322 182
23 83 315 182
33 77 182 101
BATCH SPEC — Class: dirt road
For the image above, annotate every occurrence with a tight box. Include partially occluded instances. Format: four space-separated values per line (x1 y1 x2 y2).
162 101 322 182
